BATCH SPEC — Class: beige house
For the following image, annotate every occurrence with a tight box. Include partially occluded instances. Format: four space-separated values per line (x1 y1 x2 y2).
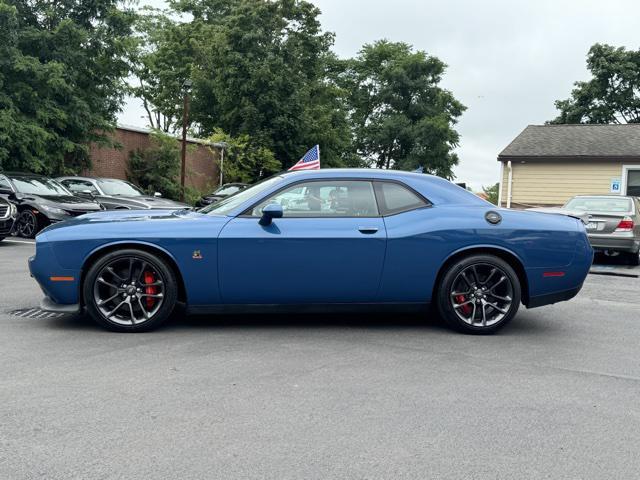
497 124 640 208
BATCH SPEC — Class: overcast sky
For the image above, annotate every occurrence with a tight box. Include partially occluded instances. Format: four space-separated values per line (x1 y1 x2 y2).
118 0 640 190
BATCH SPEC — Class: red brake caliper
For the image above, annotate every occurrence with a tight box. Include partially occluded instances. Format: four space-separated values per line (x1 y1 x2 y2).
455 295 472 315
144 271 156 309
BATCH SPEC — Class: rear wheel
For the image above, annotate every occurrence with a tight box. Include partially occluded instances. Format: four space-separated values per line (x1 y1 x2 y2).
437 254 521 334
628 250 640 266
83 249 178 332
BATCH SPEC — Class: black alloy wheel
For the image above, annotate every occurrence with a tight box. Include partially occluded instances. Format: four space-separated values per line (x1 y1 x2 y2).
83 249 178 332
437 254 521 334
17 210 39 238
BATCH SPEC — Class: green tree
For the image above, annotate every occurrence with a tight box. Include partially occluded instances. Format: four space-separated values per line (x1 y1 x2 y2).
550 44 640 124
340 40 466 178
482 182 499 205
166 0 357 168
128 131 182 200
0 0 136 174
129 7 194 133
209 129 280 184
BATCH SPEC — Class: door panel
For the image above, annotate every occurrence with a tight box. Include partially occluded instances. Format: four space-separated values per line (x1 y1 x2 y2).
218 217 387 304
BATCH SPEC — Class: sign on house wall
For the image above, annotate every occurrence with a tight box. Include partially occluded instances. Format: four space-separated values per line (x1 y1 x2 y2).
610 177 621 194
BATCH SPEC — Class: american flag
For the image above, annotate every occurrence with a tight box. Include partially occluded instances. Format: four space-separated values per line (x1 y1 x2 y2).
288 145 320 171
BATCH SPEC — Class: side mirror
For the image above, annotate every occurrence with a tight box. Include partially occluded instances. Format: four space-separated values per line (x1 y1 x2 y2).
81 190 95 197
154 192 162 198
259 203 283 226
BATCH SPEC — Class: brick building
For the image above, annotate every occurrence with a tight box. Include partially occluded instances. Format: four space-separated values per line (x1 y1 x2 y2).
86 125 221 192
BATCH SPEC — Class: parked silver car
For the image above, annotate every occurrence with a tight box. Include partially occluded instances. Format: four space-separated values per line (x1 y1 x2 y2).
531 195 640 265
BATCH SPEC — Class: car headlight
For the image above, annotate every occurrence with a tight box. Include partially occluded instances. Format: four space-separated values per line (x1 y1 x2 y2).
41 205 67 215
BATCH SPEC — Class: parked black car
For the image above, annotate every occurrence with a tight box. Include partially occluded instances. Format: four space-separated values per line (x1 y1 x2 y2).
57 176 190 210
195 183 249 208
0 173 103 238
0 196 17 242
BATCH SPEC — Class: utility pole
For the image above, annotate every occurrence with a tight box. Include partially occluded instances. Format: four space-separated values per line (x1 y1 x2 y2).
219 142 227 187
180 79 193 201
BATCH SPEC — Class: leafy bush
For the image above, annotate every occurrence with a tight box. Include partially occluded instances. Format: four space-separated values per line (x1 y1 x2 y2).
209 129 281 184
128 131 182 200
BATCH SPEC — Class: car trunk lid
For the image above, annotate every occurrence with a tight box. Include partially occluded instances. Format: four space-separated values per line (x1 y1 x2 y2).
585 213 632 234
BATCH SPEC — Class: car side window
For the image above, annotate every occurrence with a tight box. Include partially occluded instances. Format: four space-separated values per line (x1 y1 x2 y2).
375 181 429 215
251 180 379 217
63 179 99 195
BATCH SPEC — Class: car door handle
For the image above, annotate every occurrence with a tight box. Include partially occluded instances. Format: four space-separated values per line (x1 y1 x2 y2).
358 227 379 234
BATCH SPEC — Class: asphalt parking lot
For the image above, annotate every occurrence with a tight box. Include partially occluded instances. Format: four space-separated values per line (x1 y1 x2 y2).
1 238 640 479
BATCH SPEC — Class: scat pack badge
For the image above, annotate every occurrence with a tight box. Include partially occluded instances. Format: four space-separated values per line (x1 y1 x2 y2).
192 250 203 260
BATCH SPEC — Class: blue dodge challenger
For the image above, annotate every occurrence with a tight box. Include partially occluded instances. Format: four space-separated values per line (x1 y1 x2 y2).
29 169 593 334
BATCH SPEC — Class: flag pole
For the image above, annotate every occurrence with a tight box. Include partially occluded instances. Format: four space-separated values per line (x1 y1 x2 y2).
317 144 320 168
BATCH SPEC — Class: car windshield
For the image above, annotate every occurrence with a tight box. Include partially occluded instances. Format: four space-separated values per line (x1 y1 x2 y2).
564 197 633 213
11 176 71 196
214 185 244 196
201 176 284 215
97 179 145 196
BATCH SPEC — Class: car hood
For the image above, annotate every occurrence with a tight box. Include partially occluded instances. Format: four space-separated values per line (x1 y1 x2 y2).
20 194 102 210
110 195 190 209
38 209 230 244
41 208 217 232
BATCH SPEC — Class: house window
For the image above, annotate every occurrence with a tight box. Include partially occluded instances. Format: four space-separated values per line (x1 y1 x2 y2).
628 170 640 197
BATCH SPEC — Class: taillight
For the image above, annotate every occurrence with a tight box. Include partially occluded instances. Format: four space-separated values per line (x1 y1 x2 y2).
615 216 634 232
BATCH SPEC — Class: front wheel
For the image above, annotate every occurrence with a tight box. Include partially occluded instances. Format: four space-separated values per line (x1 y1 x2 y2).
17 210 40 238
83 249 178 332
437 254 521 334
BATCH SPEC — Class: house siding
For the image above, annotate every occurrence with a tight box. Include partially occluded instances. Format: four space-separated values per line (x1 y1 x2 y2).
499 161 623 207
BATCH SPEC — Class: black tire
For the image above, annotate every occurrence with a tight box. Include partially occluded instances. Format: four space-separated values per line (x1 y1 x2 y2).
17 210 40 238
628 250 640 266
83 248 178 332
437 254 521 334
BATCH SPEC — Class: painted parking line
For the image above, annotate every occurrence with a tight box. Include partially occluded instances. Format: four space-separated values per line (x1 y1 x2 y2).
2 239 35 245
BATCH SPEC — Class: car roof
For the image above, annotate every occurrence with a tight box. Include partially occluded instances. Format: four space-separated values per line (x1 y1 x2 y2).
570 195 635 200
280 168 428 179
57 175 93 180
58 176 132 183
1 171 49 178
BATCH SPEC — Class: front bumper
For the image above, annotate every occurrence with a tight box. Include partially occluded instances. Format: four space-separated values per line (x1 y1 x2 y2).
29 242 81 306
40 296 80 314
0 218 15 236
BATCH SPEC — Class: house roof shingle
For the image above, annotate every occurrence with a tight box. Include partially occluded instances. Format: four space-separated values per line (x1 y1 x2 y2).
498 124 640 160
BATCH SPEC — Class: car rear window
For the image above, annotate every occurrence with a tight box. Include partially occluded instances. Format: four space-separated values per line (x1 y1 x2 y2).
564 197 633 213
374 181 429 215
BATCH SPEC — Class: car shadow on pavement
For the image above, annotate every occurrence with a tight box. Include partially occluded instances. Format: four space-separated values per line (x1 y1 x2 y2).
40 308 555 337
593 252 636 266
